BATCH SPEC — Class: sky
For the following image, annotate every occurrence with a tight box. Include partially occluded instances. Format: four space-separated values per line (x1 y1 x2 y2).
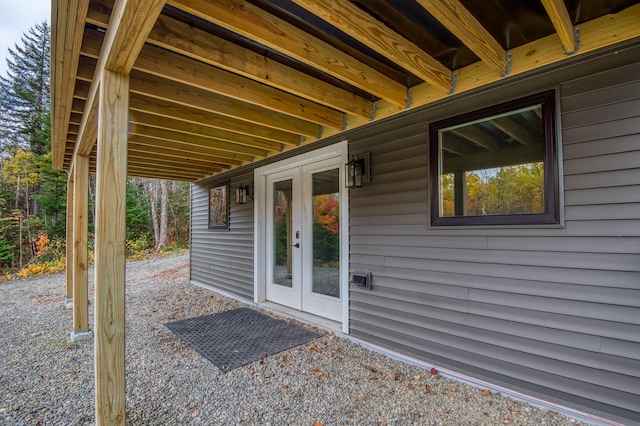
0 0 51 77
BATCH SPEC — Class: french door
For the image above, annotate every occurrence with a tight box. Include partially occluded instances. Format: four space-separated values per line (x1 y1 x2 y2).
258 146 346 323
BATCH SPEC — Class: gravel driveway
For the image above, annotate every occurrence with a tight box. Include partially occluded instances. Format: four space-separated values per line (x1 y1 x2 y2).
0 252 587 425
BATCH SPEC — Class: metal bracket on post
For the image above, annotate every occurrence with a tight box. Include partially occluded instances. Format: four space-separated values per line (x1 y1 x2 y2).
447 72 457 95
370 102 377 122
501 53 512 78
563 27 580 55
405 88 413 110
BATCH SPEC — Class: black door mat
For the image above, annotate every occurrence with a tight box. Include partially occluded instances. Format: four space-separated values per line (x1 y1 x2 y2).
165 307 321 372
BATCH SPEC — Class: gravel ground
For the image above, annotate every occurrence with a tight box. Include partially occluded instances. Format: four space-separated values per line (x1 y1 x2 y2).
0 252 587 425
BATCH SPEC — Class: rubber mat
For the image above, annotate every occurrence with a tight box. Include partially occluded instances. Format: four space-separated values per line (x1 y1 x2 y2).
165 307 321 372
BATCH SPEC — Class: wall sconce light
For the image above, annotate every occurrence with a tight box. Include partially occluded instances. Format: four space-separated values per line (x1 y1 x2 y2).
235 184 249 204
345 153 370 189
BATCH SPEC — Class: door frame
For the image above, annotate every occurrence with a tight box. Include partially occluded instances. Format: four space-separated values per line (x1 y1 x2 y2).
254 141 349 333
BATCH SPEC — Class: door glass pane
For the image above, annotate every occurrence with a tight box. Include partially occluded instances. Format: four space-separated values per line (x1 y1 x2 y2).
311 169 340 298
273 179 293 287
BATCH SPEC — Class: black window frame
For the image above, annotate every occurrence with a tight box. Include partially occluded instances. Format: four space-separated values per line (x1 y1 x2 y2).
429 90 559 226
208 182 229 230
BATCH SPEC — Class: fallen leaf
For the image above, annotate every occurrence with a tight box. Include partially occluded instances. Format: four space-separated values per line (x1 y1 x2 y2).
413 375 421 380
365 365 379 374
191 411 199 417
482 390 492 396
232 349 239 353
430 367 438 375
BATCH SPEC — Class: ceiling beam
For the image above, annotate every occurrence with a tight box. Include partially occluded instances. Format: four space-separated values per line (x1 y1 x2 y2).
450 126 500 152
128 140 240 168
540 0 576 54
135 45 344 129
72 0 166 166
86 4 374 119
292 0 451 93
129 69 320 137
415 0 507 75
130 122 282 153
51 0 90 170
490 117 533 145
129 112 289 150
129 94 301 144
81 28 346 128
167 0 409 107
128 130 263 161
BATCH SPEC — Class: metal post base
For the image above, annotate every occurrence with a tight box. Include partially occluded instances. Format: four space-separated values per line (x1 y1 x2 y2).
70 330 93 342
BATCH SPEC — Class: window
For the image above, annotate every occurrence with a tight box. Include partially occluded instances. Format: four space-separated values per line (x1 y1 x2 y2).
429 90 559 226
208 183 229 229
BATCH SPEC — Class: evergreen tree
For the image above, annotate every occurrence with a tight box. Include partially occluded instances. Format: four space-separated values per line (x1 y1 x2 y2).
0 21 50 155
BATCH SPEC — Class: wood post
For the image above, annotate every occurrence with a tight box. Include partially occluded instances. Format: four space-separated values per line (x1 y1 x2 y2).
71 154 90 341
65 167 74 305
94 69 129 425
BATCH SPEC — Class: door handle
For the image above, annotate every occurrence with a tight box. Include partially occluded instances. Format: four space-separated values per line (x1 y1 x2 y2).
292 243 300 248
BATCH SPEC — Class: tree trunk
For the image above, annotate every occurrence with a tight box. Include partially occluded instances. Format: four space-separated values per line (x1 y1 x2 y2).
147 180 160 249
159 180 168 249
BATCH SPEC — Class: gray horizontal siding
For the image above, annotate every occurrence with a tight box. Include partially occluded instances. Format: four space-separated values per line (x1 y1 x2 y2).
190 171 254 300
348 58 640 422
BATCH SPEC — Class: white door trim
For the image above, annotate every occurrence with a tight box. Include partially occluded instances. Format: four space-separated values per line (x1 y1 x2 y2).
254 141 349 334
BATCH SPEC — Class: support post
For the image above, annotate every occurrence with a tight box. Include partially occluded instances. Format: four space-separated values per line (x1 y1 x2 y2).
94 69 128 426
65 167 74 306
71 154 91 341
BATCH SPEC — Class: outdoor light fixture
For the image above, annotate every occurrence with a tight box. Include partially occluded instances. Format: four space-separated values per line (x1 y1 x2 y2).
345 153 370 189
235 185 249 204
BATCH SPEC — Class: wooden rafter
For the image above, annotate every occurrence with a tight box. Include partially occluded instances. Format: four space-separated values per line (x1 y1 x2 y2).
53 0 640 183
541 0 577 53
81 28 346 128
415 0 507 75
128 94 301 144
128 70 319 137
85 4 375 119
167 0 409 107
50 0 90 170
72 0 166 165
293 0 451 92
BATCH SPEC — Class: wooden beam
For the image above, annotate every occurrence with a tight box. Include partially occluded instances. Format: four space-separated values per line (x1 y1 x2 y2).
541 0 576 54
71 154 90 341
72 0 166 171
490 117 533 145
130 122 282 156
129 133 260 166
128 138 247 166
127 151 228 173
81 28 347 128
134 45 344 128
167 0 408 107
130 120 285 151
128 94 300 144
94 69 129 426
65 167 74 305
85 11 374 119
129 70 320 137
293 0 451 92
415 0 507 75
450 126 500 151
51 0 90 170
